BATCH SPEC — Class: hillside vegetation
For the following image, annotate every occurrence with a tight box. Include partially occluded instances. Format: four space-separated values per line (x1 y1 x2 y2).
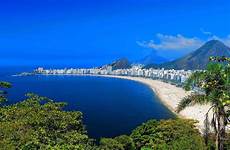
0 93 207 150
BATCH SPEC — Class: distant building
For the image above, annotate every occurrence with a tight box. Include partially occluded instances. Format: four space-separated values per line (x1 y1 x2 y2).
34 66 194 85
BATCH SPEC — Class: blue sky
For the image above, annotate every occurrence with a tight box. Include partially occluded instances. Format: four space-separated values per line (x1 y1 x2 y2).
0 0 230 67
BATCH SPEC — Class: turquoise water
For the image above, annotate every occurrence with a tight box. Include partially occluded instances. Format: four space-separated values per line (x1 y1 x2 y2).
0 68 174 139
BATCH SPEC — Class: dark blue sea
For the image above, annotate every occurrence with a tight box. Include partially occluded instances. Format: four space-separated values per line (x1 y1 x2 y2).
0 66 174 139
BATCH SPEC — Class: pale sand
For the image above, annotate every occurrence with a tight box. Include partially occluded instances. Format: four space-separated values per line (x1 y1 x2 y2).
98 75 211 131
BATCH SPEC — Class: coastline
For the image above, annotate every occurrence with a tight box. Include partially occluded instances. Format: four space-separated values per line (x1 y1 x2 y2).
35 74 210 131
95 75 210 131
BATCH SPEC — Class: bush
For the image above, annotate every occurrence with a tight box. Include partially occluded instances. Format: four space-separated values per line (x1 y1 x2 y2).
0 93 207 150
0 94 96 149
99 138 124 150
130 119 206 150
114 135 135 150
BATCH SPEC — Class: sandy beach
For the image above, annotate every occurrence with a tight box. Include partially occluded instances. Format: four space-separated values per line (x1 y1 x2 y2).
39 73 211 131
98 75 211 131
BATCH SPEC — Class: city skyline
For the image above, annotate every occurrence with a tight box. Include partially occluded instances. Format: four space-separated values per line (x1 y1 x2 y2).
34 66 192 85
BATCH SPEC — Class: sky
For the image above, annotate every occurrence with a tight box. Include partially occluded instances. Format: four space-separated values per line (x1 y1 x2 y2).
0 0 230 67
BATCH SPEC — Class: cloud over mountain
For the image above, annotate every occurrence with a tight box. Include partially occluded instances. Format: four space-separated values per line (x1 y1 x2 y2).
137 33 230 53
209 35 230 47
137 34 203 51
145 40 230 70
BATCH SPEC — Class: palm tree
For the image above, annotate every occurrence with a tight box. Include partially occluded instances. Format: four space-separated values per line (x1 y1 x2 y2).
176 58 230 150
0 81 12 104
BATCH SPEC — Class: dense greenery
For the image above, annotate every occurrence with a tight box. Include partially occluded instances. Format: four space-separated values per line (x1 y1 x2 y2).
2 93 230 150
99 119 206 150
0 81 11 104
0 93 96 150
177 56 230 150
130 119 205 150
99 135 135 150
0 93 206 150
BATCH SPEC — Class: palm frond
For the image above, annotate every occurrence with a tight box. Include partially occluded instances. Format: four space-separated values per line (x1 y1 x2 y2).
206 62 224 72
183 71 205 91
176 94 208 113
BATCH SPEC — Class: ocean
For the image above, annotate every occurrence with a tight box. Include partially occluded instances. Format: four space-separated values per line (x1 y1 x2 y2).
0 66 174 139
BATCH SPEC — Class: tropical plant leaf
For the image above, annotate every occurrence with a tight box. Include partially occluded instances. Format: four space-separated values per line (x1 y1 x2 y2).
176 94 207 113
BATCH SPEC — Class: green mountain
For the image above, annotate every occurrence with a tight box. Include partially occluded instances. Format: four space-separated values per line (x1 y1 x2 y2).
145 40 230 70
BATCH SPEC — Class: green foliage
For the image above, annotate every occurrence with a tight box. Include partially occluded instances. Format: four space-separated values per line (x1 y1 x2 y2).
0 81 12 88
0 81 11 104
177 57 230 150
0 87 210 150
99 138 125 150
130 119 206 150
177 94 207 113
209 56 230 63
178 61 230 116
0 93 96 149
130 120 159 149
98 119 206 150
99 135 135 150
114 135 135 150
0 92 207 149
180 62 230 110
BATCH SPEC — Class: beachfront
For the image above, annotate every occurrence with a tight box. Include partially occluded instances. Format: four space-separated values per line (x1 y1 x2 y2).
101 75 211 132
33 71 211 131
32 66 211 131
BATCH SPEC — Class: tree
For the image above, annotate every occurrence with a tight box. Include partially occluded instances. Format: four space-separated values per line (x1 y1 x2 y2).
99 138 125 150
99 135 135 150
0 81 11 104
130 119 205 150
114 135 135 150
177 57 230 150
0 93 96 149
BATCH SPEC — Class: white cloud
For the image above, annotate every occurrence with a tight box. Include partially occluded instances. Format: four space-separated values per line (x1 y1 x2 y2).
137 34 204 51
208 35 230 47
199 28 230 47
200 28 212 36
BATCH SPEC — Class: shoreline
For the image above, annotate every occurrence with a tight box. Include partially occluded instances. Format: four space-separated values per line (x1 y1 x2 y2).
91 74 210 131
98 75 179 115
34 74 210 131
